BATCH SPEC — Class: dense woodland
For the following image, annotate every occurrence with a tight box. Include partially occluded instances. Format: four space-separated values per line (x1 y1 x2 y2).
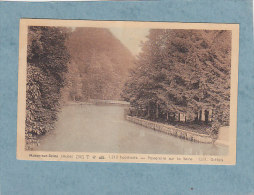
25 26 231 149
122 29 231 132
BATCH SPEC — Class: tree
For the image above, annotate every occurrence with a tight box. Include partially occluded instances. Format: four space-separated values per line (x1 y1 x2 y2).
25 26 70 149
122 29 231 126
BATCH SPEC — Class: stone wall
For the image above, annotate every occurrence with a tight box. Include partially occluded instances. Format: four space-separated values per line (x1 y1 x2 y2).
126 116 213 144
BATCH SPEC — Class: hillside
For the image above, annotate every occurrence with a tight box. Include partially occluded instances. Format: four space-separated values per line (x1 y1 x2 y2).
63 27 136 101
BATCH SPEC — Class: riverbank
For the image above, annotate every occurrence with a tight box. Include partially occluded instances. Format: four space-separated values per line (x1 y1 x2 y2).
65 99 130 106
126 116 214 144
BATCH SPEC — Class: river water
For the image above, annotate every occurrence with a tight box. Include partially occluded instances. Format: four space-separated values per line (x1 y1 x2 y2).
36 104 228 155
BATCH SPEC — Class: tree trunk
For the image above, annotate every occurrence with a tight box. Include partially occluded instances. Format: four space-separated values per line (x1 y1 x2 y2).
199 110 202 121
195 112 198 122
173 113 176 122
205 110 209 123
156 103 159 119
211 109 214 122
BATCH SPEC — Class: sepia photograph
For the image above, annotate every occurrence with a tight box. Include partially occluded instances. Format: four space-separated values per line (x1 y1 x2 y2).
17 19 239 164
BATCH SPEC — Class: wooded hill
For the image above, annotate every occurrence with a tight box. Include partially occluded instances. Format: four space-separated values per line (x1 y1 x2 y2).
62 27 135 102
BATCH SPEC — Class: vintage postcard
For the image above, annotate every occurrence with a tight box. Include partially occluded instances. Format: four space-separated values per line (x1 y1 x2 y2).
17 19 239 164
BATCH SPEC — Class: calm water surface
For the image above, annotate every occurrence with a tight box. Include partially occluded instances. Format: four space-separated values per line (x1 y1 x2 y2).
36 104 228 155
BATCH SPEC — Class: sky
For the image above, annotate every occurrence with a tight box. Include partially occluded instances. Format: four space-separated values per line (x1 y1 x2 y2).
109 27 150 56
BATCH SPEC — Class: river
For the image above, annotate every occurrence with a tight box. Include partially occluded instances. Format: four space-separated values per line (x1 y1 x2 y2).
36 104 228 155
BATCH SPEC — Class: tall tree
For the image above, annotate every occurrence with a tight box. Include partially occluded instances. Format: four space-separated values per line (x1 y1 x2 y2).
122 29 231 125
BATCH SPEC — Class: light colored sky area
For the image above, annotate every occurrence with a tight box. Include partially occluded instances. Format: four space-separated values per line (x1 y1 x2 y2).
109 27 150 56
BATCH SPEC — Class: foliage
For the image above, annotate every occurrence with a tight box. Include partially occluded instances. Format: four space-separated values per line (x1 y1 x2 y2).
25 26 70 149
122 29 231 127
